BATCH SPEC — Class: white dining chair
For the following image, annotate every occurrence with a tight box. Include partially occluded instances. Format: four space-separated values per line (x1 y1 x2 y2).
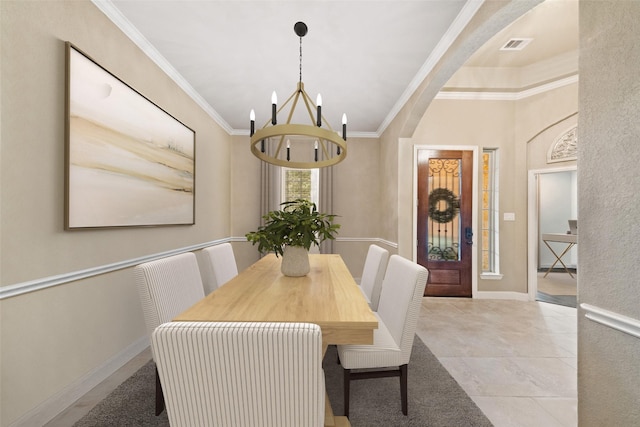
337 255 428 417
133 252 205 416
201 243 238 291
152 321 325 427
358 244 389 311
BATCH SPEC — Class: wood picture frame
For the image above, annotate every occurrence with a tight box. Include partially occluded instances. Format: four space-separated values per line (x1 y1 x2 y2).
65 42 195 229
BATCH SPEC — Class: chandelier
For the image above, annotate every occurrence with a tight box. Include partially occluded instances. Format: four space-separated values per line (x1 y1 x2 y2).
249 21 347 168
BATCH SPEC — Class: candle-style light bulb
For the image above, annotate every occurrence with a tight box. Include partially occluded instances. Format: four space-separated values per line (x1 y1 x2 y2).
286 139 290 161
250 109 255 137
316 94 322 127
342 113 347 140
338 113 347 155
271 91 277 125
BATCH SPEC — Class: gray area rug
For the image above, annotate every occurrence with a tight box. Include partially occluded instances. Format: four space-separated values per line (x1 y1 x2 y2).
74 338 492 426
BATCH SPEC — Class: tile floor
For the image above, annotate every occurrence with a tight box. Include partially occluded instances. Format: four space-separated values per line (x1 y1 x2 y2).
47 297 578 427
417 297 577 427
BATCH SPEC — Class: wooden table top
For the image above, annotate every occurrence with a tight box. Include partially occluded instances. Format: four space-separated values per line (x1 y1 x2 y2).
542 233 577 244
174 253 378 346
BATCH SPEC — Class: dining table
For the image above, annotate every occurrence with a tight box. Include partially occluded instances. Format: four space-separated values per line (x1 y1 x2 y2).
174 252 378 427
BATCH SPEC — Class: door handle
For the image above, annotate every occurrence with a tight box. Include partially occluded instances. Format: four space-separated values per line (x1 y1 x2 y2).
465 227 473 245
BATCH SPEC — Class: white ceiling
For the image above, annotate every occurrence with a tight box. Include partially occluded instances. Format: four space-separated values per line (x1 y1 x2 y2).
98 0 578 136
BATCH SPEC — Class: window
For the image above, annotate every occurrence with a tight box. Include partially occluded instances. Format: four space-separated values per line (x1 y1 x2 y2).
281 168 319 205
481 149 500 275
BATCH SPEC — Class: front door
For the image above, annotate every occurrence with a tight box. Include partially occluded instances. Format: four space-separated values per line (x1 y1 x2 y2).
417 149 473 297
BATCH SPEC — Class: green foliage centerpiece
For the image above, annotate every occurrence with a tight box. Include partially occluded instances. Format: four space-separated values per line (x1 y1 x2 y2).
245 199 340 276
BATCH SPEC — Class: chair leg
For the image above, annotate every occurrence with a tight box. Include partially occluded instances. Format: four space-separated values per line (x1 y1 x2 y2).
400 364 408 415
343 368 351 418
343 364 408 416
155 366 165 416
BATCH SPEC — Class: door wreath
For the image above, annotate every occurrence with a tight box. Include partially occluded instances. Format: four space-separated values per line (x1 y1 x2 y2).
428 188 460 223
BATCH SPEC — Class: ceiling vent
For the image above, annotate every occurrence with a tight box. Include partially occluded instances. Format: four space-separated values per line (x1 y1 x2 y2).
500 38 533 51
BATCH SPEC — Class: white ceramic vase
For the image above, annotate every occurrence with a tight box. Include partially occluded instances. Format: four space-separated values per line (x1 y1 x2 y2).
281 245 310 277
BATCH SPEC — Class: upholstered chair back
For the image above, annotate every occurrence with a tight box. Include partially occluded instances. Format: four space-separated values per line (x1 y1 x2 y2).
134 252 205 337
377 255 429 363
152 322 325 427
359 244 389 311
201 243 238 291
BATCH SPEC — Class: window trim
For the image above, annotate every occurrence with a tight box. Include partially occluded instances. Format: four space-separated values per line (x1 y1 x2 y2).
480 148 501 278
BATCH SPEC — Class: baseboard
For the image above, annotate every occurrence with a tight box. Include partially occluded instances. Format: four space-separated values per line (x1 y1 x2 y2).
538 267 577 272
9 336 149 427
474 291 529 301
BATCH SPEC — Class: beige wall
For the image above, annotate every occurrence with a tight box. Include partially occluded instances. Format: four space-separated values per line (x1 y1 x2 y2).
578 1 640 425
518 85 578 172
230 135 262 271
527 115 578 171
1 1 232 425
332 137 387 277
392 80 577 294
377 0 544 259
410 99 520 290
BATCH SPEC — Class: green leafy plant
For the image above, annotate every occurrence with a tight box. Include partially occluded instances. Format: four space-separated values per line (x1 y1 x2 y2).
245 199 340 257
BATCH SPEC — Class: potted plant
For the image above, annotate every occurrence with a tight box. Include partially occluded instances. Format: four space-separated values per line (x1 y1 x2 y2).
245 199 340 276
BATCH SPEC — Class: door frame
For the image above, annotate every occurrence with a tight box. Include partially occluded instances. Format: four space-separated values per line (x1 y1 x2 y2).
527 165 577 301
413 145 479 297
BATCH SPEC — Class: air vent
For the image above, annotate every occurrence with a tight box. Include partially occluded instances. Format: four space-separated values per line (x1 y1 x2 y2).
500 38 533 51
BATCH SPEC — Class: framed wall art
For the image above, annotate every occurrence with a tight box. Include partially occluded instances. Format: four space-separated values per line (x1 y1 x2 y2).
65 42 195 229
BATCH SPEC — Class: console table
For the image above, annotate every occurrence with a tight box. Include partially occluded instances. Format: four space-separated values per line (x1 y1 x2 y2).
541 233 577 278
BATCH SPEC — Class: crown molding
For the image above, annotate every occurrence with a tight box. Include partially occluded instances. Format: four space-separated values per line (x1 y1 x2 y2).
91 0 233 134
376 0 486 136
436 74 578 101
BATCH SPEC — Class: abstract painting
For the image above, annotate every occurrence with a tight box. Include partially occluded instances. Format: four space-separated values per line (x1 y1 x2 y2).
65 42 195 229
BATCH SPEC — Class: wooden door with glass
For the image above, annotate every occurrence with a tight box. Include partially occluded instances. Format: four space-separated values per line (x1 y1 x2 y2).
417 149 473 297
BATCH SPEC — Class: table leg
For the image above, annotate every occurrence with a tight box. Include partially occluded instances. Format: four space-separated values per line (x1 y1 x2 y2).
543 241 576 278
325 399 335 426
322 340 336 426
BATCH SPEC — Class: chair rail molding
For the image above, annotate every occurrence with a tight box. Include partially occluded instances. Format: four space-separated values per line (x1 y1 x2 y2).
335 237 398 249
581 303 640 340
0 238 231 300
1 236 397 299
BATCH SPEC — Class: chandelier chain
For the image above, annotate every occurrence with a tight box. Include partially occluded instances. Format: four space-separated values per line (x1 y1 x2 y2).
299 36 303 83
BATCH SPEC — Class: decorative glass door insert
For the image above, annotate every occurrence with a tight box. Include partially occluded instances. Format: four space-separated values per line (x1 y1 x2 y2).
427 158 461 261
